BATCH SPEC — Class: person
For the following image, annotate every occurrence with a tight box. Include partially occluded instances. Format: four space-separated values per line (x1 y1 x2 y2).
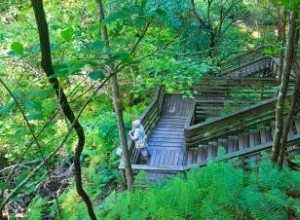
129 120 150 163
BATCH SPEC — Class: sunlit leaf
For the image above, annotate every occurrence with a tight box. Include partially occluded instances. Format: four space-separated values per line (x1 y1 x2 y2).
26 113 43 121
60 27 74 41
11 42 24 55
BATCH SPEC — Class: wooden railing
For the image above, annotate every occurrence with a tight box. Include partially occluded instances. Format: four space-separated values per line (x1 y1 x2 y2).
119 86 164 170
220 46 278 73
219 56 279 78
184 93 293 149
194 77 280 99
129 134 300 174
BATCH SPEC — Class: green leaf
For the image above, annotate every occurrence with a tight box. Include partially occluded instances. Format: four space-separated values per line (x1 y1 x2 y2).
91 40 104 51
53 61 84 77
110 52 133 64
11 42 24 55
88 70 105 80
26 113 43 121
0 102 16 115
103 10 128 24
0 182 12 190
60 27 74 41
155 9 167 17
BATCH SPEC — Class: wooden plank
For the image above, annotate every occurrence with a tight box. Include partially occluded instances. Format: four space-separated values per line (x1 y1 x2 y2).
202 146 208 161
148 146 183 151
243 132 249 149
249 130 255 148
207 146 213 160
150 150 158 166
152 130 184 135
265 125 273 142
173 149 180 166
238 133 244 150
186 150 193 165
148 142 183 148
177 150 185 166
192 150 198 163
153 149 162 166
253 129 260 146
233 136 239 151
228 136 234 153
148 137 183 143
197 148 203 163
294 119 300 134
164 150 175 166
159 150 167 166
259 127 267 144
150 133 184 139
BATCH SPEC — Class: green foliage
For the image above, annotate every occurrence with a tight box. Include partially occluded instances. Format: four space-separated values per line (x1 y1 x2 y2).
25 196 46 220
99 155 300 219
1 0 285 219
10 42 24 55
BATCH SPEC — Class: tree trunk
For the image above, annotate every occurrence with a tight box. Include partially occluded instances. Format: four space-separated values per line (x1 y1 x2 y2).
95 0 134 190
278 10 287 80
277 63 300 168
277 6 285 41
31 1 97 219
277 29 300 168
271 11 297 164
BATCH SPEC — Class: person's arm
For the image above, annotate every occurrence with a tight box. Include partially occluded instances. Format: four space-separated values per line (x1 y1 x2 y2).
129 129 139 141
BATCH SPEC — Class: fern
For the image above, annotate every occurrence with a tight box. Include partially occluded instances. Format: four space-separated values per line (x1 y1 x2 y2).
99 155 300 219
25 196 45 220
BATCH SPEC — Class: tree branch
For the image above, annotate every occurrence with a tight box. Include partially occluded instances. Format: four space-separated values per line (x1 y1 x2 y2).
0 79 62 219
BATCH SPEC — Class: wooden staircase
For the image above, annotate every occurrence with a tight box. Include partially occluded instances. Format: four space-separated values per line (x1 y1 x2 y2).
184 94 300 168
119 48 300 183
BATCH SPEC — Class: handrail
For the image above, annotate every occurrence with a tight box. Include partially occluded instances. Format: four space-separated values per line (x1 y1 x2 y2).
184 102 196 129
219 56 279 77
129 133 300 173
119 86 164 169
184 92 293 148
220 46 279 73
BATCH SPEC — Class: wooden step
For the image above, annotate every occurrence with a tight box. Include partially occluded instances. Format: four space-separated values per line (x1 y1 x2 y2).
149 133 184 139
160 116 187 120
158 118 187 123
148 142 183 147
151 130 183 135
148 137 183 143
153 127 184 132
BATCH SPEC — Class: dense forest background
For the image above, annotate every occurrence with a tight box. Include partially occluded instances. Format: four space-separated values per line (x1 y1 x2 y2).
1 0 300 219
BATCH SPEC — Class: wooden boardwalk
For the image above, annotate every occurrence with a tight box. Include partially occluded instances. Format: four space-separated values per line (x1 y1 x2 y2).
119 51 300 183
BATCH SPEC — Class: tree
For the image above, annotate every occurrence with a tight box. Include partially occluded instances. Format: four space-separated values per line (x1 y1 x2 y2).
30 1 96 219
190 0 242 59
94 0 134 190
271 11 298 165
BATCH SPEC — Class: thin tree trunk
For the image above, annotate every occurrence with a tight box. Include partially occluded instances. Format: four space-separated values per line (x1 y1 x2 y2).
30 1 96 219
279 11 287 80
271 11 297 164
278 64 300 168
277 29 300 168
95 0 134 190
